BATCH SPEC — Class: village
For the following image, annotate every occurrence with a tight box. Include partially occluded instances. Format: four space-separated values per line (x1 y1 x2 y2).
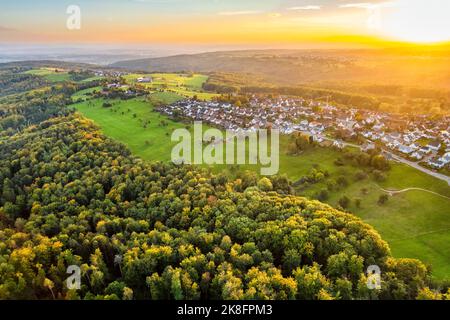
157 95 450 174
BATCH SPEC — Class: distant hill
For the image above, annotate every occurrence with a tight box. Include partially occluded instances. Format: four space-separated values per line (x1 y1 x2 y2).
111 48 450 89
0 60 95 70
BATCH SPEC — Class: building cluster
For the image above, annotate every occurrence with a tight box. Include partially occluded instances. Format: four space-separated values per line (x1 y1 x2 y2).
89 69 128 78
158 96 450 170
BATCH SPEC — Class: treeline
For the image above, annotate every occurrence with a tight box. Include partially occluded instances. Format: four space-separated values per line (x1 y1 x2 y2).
0 71 48 97
0 81 98 135
0 112 439 300
202 73 380 110
203 73 449 115
241 85 380 110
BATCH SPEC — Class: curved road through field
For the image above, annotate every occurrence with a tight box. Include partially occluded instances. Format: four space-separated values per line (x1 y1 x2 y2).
375 185 450 200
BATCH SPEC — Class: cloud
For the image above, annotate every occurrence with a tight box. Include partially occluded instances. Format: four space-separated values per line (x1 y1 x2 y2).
0 26 15 32
287 5 321 11
218 10 262 16
339 2 395 9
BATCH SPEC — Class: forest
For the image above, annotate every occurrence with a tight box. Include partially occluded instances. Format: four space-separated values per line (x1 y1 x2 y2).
0 63 449 300
0 81 444 300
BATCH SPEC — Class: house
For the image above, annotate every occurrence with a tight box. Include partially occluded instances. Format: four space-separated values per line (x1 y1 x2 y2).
419 146 431 154
427 140 441 151
410 151 424 160
398 144 413 154
361 142 376 152
372 123 384 132
389 132 402 140
439 152 450 165
137 77 152 83
313 135 324 143
409 143 420 150
428 159 445 169
333 140 345 149
338 120 356 132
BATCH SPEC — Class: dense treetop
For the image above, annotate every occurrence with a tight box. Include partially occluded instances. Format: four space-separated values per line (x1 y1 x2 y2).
0 113 432 300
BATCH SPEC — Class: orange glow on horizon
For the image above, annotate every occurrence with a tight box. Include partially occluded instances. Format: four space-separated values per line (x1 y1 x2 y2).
1 1 448 48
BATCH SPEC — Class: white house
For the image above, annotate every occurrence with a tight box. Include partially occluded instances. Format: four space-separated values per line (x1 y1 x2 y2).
137 77 152 83
361 142 376 152
410 151 423 160
398 144 413 154
333 140 345 149
428 159 445 169
427 141 441 151
439 152 450 165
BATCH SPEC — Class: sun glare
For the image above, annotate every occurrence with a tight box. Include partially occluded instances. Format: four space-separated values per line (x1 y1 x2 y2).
380 0 450 43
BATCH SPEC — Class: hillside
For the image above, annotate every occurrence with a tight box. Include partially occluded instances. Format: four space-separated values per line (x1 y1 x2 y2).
111 49 450 89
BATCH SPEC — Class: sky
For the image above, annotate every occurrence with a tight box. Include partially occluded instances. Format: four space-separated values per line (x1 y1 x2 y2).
0 0 449 48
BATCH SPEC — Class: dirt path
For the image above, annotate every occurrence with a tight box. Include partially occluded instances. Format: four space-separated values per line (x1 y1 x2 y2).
375 184 450 200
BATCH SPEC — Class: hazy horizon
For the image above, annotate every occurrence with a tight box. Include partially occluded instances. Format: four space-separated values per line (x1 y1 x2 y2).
2 41 450 65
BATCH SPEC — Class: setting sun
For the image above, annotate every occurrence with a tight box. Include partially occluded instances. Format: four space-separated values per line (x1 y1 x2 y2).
380 0 450 43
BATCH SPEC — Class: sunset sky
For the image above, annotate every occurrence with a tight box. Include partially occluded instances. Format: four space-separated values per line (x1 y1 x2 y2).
1 0 449 47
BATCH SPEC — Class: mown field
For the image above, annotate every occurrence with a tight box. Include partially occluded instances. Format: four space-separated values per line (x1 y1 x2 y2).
70 76 450 281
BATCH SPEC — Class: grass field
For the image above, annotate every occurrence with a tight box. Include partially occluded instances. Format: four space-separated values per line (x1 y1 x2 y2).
24 68 104 84
123 73 219 100
71 86 450 281
71 86 102 102
73 95 185 161
24 68 72 82
72 92 217 162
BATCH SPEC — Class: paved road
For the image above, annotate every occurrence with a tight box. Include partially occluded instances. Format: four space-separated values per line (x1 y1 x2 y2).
321 136 450 186
383 151 450 186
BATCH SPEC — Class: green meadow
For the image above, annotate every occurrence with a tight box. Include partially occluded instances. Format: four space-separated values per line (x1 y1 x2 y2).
123 73 219 100
24 68 72 82
73 94 185 161
71 86 102 102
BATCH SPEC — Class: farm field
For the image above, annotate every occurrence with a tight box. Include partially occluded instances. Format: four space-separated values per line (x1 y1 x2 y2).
123 73 219 100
